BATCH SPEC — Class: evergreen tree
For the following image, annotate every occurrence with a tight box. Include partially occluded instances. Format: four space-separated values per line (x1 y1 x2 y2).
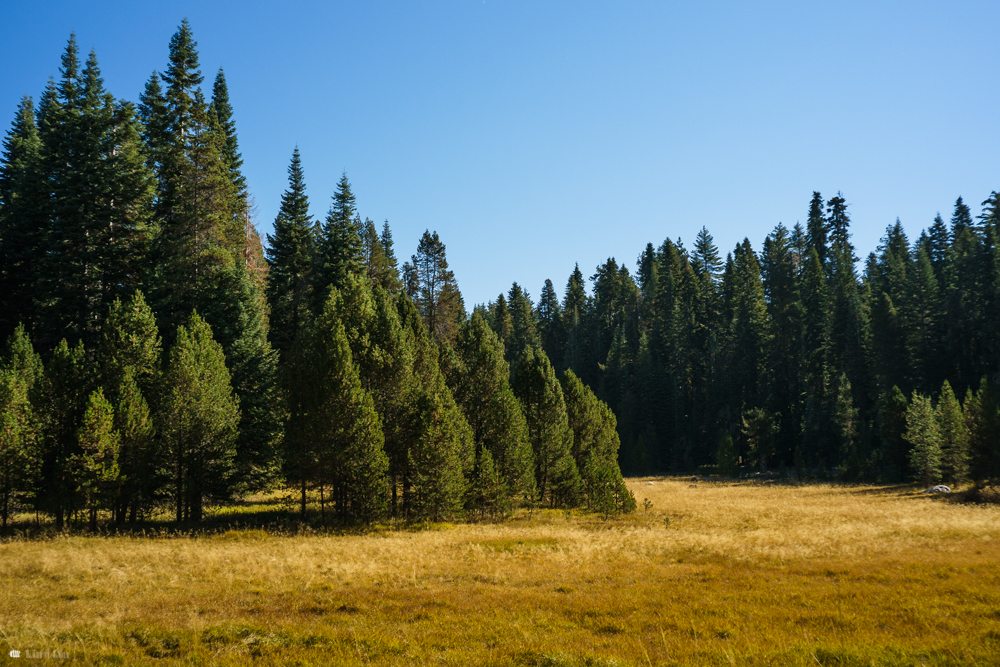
285 292 388 522
741 407 778 472
74 388 120 530
0 329 42 528
209 67 248 215
39 338 90 527
160 312 240 522
410 230 465 343
965 378 1000 484
878 385 910 481
361 218 401 293
728 239 771 410
0 96 42 340
33 41 156 351
513 346 581 507
506 283 539 365
315 173 362 301
806 192 828 267
536 278 563 368
927 213 949 281
111 368 157 523
904 246 942 392
831 372 859 473
936 380 969 485
265 147 316 357
905 391 941 486
561 369 634 512
800 249 832 465
448 312 534 502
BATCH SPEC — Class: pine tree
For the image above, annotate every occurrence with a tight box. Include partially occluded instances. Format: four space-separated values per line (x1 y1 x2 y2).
448 312 534 502
361 218 401 293
513 346 581 507
800 249 832 465
161 312 240 522
285 292 388 522
831 372 859 474
936 380 968 485
561 369 634 512
111 368 157 523
536 278 563 367
904 246 942 392
927 213 949 281
965 378 1000 484
99 291 162 398
0 328 42 528
806 192 828 267
209 68 248 216
0 96 42 340
506 283 539 365
410 230 465 344
265 148 316 357
466 446 508 520
315 173 362 302
728 238 771 410
34 41 156 351
40 338 90 527
75 388 120 530
905 391 941 486
741 407 778 472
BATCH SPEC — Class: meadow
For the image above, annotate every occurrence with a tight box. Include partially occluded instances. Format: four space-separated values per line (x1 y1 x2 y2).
2 479 999 666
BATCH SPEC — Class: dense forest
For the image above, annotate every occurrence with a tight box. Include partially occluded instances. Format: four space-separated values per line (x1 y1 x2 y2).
1 23 998 529
0 23 633 528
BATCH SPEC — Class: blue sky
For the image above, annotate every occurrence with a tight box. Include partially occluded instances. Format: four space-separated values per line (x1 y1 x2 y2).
3 1 998 306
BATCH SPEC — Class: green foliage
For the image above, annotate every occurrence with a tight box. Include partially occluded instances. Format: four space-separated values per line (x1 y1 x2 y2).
513 347 581 508
449 312 535 504
936 380 969 484
161 312 240 522
741 407 778 473
75 388 121 530
316 173 363 301
0 334 41 527
965 378 1000 485
266 148 316 357
716 431 738 478
406 230 465 344
285 291 388 523
905 391 941 486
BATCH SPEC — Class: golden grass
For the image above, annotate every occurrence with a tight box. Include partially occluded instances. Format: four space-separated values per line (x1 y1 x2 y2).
2 479 1000 665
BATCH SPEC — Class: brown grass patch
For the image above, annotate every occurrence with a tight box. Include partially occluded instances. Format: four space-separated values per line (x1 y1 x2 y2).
1 479 999 665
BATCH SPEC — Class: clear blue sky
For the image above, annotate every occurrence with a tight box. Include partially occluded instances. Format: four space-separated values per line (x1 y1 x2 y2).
3 1 998 306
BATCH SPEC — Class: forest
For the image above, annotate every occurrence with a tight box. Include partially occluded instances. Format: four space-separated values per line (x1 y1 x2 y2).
1 21 999 531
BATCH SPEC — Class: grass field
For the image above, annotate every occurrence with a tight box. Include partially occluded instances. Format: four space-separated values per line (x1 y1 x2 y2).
2 478 1000 666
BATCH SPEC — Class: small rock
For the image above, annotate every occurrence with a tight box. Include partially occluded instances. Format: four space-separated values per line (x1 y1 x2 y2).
922 485 951 494
645 481 654 485
688 484 698 489
690 476 698 482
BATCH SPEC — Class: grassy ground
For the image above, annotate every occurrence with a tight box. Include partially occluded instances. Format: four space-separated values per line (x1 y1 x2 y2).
2 479 1000 665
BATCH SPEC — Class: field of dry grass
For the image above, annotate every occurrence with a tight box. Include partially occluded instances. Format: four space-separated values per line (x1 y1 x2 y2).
2 478 1000 665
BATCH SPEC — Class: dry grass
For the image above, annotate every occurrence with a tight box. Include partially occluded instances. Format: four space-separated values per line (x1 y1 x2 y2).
2 479 1000 665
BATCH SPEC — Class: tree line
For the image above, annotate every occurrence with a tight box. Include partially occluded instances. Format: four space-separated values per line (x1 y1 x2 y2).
495 193 1000 486
0 23 635 528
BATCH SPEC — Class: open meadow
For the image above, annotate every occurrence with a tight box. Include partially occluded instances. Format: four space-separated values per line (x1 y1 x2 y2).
2 479 1000 666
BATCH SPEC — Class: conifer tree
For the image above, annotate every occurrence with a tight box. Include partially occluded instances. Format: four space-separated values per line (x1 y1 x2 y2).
513 346 581 507
936 380 969 484
161 312 240 522
285 292 388 522
800 249 832 465
507 283 539 365
561 369 634 512
266 148 316 356
965 379 1000 484
33 40 156 351
466 446 508 520
410 230 465 343
0 331 41 528
0 96 42 340
40 338 90 527
832 372 859 473
728 238 771 409
361 218 401 293
905 246 942 392
209 67 248 215
535 278 563 367
927 213 949 281
99 291 162 398
741 407 778 472
486 293 513 348
448 312 534 502
315 173 363 302
905 391 941 486
75 388 120 530
806 192 828 267
112 368 157 523
878 386 910 481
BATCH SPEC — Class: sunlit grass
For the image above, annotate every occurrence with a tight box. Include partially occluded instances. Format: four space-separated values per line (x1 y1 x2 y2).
2 479 999 665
